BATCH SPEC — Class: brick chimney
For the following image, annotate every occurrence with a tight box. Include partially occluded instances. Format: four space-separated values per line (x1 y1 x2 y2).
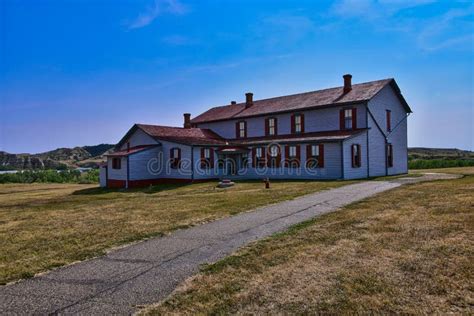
231 101 237 105
343 74 352 94
183 113 191 128
245 92 253 108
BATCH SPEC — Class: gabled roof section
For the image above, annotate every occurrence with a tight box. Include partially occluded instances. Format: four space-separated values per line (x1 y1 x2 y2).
106 145 159 157
116 124 228 147
191 78 411 124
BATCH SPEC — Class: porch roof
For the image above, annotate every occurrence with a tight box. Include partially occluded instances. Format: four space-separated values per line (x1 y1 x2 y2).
106 145 159 157
230 129 367 146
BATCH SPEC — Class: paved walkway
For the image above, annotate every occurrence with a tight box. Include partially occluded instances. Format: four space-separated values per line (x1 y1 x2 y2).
0 173 460 315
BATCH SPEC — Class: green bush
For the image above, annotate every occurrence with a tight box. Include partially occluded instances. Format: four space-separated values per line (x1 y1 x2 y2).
409 159 474 169
0 169 99 184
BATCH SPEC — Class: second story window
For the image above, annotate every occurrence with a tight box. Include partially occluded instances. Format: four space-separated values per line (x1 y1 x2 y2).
266 117 277 136
344 109 352 129
386 110 392 132
340 108 357 130
236 121 247 138
291 114 304 134
112 158 121 169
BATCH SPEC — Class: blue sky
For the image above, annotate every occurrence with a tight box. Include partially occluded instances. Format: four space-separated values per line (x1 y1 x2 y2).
1 0 473 153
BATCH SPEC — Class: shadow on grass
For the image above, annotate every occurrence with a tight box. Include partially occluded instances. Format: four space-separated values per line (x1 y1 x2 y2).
71 183 191 195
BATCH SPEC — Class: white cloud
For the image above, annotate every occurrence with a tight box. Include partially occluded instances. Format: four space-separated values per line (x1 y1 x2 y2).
127 0 188 30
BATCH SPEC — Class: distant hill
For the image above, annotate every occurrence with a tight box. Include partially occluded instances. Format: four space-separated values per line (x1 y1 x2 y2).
1 145 472 171
408 147 474 160
0 144 114 170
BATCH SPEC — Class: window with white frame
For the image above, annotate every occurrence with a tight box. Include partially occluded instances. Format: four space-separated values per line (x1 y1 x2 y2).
307 144 324 168
289 146 297 157
268 118 276 136
294 114 302 133
268 145 280 168
344 109 353 129
239 121 246 138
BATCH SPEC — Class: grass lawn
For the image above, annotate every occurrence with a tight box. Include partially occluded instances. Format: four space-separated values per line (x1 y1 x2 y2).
144 168 474 314
0 180 352 285
410 166 474 175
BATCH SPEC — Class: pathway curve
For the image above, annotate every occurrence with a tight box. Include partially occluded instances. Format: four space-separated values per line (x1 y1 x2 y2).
0 173 460 315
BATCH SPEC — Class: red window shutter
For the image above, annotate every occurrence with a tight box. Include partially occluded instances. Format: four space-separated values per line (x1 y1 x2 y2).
210 148 215 168
306 144 311 168
300 114 305 133
200 148 205 168
318 144 324 168
244 121 247 138
386 110 391 132
296 145 301 167
265 118 269 136
276 146 281 168
352 108 357 129
177 148 181 168
291 114 295 134
284 145 290 167
340 109 345 130
252 147 257 168
356 145 362 167
274 117 278 135
235 122 240 139
351 145 355 168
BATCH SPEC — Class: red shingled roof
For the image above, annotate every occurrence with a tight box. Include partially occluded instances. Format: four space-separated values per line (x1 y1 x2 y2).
191 78 410 124
136 124 227 146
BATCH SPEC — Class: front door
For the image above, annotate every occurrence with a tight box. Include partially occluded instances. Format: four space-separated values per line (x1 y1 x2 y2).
226 156 237 176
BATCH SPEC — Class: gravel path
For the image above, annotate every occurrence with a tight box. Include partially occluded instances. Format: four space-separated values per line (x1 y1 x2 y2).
0 173 460 315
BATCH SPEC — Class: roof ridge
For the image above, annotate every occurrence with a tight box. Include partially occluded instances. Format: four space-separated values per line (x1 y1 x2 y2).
205 78 393 110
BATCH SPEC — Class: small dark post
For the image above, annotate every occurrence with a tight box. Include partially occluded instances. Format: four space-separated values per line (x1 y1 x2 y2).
264 178 270 189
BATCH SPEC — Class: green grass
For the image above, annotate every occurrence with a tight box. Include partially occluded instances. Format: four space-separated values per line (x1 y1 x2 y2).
0 179 352 285
143 167 473 315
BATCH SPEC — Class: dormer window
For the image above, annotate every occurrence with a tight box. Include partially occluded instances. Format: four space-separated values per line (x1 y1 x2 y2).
291 114 305 134
236 121 247 138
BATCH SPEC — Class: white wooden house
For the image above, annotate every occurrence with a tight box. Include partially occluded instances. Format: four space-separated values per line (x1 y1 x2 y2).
100 75 411 188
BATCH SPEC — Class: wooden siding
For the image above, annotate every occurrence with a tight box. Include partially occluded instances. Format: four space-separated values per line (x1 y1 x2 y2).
342 131 369 179
368 85 408 176
195 104 367 139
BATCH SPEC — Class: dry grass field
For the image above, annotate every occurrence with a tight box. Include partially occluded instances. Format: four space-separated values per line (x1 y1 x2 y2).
144 168 474 314
0 180 351 285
